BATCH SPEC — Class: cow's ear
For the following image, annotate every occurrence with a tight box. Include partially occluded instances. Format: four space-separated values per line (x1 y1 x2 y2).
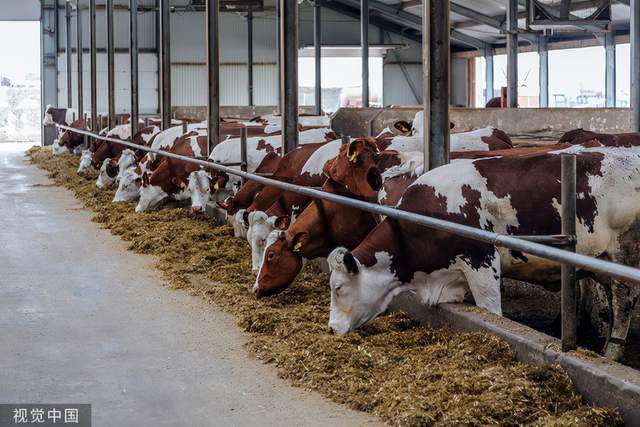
289 232 308 252
142 172 150 187
347 140 364 162
171 176 187 189
242 210 250 227
343 252 359 275
393 120 411 134
274 215 291 230
217 196 233 211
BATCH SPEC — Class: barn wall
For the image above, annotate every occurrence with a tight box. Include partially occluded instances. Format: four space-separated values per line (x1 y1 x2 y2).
0 0 40 21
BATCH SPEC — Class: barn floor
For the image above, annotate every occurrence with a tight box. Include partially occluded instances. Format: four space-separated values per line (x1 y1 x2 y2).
0 143 379 427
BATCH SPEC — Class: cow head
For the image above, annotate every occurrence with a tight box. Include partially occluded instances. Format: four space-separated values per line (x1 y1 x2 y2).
253 229 305 297
323 138 383 200
77 149 93 175
116 149 137 180
188 169 213 213
327 247 407 334
247 211 282 274
113 167 142 202
52 138 69 155
43 105 55 125
135 172 168 212
96 158 119 189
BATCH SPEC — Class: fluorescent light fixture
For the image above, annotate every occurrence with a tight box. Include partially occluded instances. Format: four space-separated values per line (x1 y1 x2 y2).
299 44 407 58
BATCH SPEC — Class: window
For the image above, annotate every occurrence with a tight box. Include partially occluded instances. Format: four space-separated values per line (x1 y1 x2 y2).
549 46 605 108
616 43 630 107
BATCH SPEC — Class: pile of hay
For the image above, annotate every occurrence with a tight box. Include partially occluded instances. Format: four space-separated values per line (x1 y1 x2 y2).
27 147 623 426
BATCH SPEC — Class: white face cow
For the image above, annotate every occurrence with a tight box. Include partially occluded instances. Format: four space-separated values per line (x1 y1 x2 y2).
96 158 117 189
113 168 142 202
188 169 212 213
52 138 68 155
135 177 168 212
327 248 407 335
77 149 93 174
247 211 279 274
117 149 137 180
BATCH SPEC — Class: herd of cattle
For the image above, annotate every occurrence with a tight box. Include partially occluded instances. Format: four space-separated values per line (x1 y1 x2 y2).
44 104 640 362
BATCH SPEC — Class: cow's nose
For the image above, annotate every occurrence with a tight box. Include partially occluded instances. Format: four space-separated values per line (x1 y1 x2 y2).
191 205 203 213
328 327 336 335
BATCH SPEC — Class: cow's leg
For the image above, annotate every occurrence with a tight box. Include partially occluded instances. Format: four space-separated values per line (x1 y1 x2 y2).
603 280 640 361
459 250 502 316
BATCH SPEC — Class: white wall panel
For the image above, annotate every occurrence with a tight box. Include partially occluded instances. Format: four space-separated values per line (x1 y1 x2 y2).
0 0 40 21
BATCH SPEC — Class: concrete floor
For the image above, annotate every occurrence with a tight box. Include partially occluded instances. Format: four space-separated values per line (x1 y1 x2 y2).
0 143 379 427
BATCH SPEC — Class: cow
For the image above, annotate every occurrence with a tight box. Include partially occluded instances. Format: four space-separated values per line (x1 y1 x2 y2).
208 127 337 193
135 130 210 212
325 145 640 362
560 128 640 147
77 149 93 175
216 151 282 238
43 105 77 126
96 158 119 189
112 124 207 202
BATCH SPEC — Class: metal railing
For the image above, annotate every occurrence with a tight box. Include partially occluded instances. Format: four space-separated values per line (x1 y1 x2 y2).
56 123 640 351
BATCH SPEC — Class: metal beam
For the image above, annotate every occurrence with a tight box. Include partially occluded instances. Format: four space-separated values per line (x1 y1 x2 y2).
76 0 83 115
506 0 518 108
428 0 450 170
314 2 322 115
632 0 640 131
539 35 549 107
66 0 72 109
605 31 616 108
247 8 254 106
90 0 97 130
361 0 370 107
160 0 171 130
280 0 299 153
451 29 486 50
106 0 115 128
130 0 139 136
207 0 221 153
484 44 494 104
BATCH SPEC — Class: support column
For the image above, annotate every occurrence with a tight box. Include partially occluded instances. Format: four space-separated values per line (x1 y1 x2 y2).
247 8 254 106
633 0 640 130
275 0 282 114
605 31 616 108
423 0 449 170
314 2 322 115
207 0 220 154
106 0 116 128
76 0 83 115
90 0 97 130
160 0 172 130
361 0 369 107
539 35 549 108
484 44 493 104
130 0 139 136
506 0 518 108
66 0 72 108
40 0 59 145
280 0 299 153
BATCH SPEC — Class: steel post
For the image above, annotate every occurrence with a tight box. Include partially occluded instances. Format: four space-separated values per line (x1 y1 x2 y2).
90 0 97 130
240 126 248 184
422 0 430 169
130 0 139 137
361 0 369 107
280 0 299 153
561 153 577 352
275 0 282 114
106 0 116 128
207 0 221 154
538 35 549 108
632 0 640 130
605 31 617 108
484 44 493 104
506 0 518 108
428 0 450 170
314 2 322 115
247 8 254 106
160 0 172 130
66 0 73 108
76 0 83 115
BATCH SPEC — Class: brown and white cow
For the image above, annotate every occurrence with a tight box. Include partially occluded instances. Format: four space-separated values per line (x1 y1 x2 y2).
326 145 640 361
560 128 640 147
135 130 210 212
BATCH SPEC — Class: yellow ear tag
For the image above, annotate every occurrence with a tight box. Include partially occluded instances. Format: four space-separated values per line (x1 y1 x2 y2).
213 182 220 190
348 153 358 162
293 242 303 252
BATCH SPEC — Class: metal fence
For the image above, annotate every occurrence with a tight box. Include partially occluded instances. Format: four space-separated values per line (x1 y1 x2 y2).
56 122 640 351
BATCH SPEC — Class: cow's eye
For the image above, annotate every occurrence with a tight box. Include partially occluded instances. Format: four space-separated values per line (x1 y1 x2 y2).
267 251 275 261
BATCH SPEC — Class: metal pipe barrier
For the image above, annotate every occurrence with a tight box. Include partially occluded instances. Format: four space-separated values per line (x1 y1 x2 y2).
55 123 640 351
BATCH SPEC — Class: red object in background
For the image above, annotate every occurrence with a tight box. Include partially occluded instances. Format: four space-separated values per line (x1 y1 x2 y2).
500 87 507 108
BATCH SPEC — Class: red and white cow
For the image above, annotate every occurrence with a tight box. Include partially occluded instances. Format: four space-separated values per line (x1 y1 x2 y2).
326 145 640 361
